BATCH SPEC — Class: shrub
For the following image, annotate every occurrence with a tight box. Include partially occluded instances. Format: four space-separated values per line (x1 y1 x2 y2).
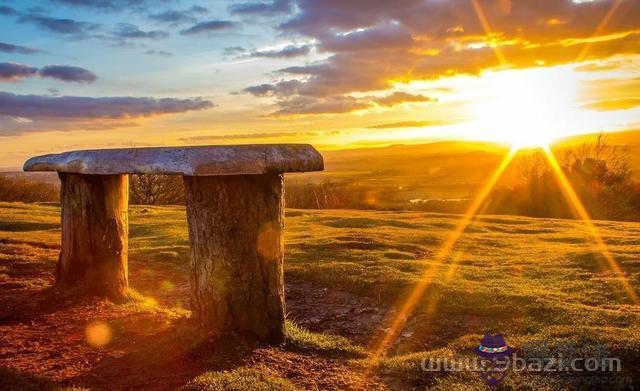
0 174 58 203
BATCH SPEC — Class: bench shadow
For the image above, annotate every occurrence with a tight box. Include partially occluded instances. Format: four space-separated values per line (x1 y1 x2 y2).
68 317 262 390
0 282 144 323
0 366 62 391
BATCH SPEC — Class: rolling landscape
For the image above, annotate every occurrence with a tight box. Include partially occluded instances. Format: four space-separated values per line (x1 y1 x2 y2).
1 203 639 390
3 131 639 389
300 130 640 207
2 0 640 389
5 129 640 211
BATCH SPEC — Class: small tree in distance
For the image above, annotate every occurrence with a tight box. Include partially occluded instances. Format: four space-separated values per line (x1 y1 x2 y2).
129 175 184 205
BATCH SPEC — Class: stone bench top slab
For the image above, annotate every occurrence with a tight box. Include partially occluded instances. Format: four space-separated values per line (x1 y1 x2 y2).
23 144 324 176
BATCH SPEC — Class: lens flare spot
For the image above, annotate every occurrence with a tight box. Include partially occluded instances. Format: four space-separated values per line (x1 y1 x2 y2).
256 223 280 259
85 321 112 348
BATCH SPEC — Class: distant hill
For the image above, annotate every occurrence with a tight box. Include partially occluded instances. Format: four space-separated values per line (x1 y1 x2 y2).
556 129 640 146
3 130 638 203
292 130 640 203
294 141 509 201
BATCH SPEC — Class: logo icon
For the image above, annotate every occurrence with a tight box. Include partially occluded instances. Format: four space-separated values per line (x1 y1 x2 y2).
474 334 513 386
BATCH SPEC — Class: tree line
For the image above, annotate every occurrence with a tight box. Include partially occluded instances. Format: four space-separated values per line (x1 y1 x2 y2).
2 135 640 221
486 135 640 221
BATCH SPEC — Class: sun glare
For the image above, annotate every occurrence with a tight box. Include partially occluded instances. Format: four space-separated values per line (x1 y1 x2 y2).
471 68 580 149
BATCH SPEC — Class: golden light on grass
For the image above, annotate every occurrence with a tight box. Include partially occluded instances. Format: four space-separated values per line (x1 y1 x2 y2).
85 321 113 348
543 148 639 304
361 146 640 384
362 150 516 379
359 3 637 381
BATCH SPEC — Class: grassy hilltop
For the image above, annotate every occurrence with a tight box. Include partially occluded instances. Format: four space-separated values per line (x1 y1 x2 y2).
0 203 639 390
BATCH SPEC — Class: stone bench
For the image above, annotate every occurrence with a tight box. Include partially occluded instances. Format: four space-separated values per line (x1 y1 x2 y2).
24 144 324 343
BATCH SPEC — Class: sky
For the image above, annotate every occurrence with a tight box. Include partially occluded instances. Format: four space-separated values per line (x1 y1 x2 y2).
0 0 639 168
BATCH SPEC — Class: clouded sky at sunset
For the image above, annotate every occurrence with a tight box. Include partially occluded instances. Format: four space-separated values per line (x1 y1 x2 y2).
1 0 639 167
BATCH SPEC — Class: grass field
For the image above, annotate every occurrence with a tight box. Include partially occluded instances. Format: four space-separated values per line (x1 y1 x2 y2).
0 202 639 390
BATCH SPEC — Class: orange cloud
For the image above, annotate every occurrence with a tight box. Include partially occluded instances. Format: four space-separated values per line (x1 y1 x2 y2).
583 97 640 111
246 0 640 114
366 120 450 129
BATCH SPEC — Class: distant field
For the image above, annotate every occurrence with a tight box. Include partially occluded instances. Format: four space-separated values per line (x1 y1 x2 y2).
311 130 640 198
6 130 640 206
0 203 639 389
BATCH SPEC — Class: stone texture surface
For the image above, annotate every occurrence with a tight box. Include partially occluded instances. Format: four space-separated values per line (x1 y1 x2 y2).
184 174 285 342
57 173 129 299
24 144 323 175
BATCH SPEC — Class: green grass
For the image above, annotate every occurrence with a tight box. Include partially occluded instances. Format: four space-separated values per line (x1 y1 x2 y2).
121 288 190 317
284 319 366 358
1 202 639 389
181 367 297 391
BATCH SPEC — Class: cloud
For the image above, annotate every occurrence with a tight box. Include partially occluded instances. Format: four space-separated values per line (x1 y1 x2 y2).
0 91 213 119
372 92 436 107
366 120 451 129
320 23 414 53
251 44 312 58
0 117 145 136
269 92 435 115
243 80 303 97
264 50 412 97
49 0 153 11
575 61 625 73
281 0 640 42
189 5 208 14
582 98 640 112
145 49 172 56
271 96 372 116
112 23 168 40
244 0 640 114
0 63 38 81
180 130 335 142
39 65 97 83
0 42 43 55
0 63 97 83
223 46 246 56
180 20 235 35
243 84 277 96
229 0 293 16
245 82 436 115
0 5 17 16
149 5 208 26
581 76 640 102
19 14 99 37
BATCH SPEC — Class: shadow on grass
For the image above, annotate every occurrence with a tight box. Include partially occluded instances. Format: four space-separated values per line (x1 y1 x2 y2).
0 222 60 232
0 237 60 250
69 317 265 390
0 366 85 391
320 217 417 229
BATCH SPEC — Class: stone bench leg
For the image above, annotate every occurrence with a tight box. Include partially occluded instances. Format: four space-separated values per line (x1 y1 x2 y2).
57 173 129 300
183 174 285 343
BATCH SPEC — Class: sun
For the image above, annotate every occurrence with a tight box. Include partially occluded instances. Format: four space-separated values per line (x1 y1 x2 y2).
470 67 580 149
